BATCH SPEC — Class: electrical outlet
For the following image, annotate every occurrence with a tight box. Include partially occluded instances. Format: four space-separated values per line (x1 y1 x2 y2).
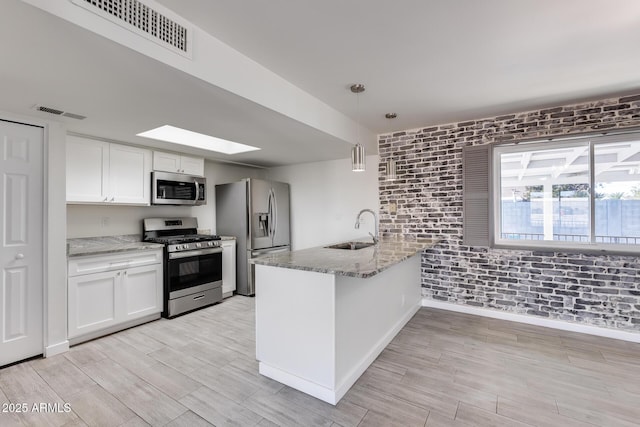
101 216 109 227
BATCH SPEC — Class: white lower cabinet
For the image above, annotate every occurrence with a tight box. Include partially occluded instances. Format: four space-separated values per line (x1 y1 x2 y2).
122 264 163 320
68 270 119 337
221 239 236 297
68 249 163 342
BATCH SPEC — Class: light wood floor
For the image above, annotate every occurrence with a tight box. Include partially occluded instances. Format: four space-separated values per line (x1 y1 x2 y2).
1 296 640 427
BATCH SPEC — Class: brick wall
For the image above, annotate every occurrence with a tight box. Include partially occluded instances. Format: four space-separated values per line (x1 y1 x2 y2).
378 94 640 332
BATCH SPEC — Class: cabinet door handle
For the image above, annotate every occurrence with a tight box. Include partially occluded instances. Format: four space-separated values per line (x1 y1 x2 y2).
15 253 24 260
103 197 108 202
110 197 115 202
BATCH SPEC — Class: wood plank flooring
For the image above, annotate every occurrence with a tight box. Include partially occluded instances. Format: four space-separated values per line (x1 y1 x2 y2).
1 296 640 426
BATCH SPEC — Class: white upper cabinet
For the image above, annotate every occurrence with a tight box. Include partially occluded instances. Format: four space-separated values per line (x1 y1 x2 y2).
66 136 109 203
153 151 204 176
66 135 152 205
179 155 205 176
109 144 151 204
152 151 181 173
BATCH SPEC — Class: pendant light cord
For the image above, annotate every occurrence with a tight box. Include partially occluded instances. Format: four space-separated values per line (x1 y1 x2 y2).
356 90 361 146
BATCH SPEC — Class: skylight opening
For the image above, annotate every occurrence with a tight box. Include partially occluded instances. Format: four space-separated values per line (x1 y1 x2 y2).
137 125 260 155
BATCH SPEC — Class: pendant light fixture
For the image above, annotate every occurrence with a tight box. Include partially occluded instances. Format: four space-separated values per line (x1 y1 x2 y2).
350 83 365 172
386 158 398 181
384 111 398 180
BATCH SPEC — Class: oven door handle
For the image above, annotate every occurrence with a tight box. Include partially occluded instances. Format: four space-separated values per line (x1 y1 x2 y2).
168 247 223 259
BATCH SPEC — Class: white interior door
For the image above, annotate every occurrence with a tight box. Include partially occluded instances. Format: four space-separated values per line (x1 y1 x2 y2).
0 120 44 366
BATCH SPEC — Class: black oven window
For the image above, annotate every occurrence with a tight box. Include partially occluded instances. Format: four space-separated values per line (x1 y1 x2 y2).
157 180 196 200
179 260 199 277
168 253 222 293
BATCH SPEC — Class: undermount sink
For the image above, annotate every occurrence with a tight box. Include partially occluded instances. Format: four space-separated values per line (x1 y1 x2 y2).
325 241 376 250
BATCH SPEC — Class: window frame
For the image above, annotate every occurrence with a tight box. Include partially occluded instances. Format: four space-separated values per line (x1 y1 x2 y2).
491 131 640 255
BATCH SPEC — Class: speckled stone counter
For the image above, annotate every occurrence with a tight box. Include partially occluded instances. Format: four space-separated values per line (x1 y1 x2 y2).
251 236 437 278
67 235 164 258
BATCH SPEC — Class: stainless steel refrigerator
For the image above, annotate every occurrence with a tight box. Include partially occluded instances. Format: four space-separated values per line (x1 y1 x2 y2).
215 178 290 296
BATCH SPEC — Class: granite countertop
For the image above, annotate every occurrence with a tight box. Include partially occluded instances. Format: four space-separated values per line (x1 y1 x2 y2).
67 235 164 258
251 235 439 278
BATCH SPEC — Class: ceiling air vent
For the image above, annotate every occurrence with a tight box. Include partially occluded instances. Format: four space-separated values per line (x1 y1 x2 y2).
32 105 86 120
35 106 64 116
62 112 88 120
71 0 191 57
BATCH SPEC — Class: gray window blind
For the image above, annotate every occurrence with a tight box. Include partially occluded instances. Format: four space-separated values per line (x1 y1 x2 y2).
463 144 490 246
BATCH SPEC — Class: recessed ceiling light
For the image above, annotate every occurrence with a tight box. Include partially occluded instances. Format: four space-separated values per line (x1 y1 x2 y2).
385 113 397 119
137 125 260 155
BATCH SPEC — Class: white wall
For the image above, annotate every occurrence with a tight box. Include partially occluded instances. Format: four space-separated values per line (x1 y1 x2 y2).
267 155 379 250
67 160 264 238
46 122 69 356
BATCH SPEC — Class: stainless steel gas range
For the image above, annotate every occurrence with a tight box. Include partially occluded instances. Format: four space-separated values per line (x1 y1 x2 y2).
143 217 222 318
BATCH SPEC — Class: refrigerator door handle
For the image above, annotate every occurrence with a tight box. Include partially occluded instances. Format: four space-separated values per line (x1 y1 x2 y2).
271 188 278 242
246 180 252 244
266 189 272 239
268 188 275 240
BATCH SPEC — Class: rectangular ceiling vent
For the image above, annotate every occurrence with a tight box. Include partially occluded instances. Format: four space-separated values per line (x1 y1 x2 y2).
71 0 192 58
32 105 87 120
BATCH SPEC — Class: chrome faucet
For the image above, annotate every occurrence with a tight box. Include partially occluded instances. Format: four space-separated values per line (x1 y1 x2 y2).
355 209 379 244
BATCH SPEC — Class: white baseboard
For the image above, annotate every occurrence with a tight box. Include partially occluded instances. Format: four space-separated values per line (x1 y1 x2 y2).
422 298 640 344
259 362 337 404
44 340 69 358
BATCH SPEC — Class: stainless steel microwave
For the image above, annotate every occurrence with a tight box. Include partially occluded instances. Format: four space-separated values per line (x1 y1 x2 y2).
151 171 206 206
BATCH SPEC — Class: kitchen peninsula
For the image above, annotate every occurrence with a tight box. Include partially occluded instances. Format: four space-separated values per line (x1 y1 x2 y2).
252 236 438 405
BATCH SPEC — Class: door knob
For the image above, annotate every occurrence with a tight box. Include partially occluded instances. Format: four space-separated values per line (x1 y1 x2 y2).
15 253 24 260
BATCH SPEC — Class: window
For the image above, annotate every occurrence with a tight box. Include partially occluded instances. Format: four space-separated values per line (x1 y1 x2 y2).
491 132 640 252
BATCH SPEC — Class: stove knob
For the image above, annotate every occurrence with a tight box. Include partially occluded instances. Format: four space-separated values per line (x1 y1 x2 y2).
176 245 182 250
196 243 202 248
208 241 213 247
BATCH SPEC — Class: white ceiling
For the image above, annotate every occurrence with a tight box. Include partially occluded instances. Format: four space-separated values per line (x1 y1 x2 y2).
3 0 640 167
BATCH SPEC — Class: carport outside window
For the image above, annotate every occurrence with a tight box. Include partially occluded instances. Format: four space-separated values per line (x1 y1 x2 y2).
493 133 640 252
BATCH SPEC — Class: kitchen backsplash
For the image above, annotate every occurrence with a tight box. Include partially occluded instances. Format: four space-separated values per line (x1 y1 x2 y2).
379 93 640 332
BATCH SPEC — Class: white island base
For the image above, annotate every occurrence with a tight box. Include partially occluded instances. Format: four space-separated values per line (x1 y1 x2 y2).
255 254 421 405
